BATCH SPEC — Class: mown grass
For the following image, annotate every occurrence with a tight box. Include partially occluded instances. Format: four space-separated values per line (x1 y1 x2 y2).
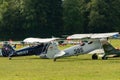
0 39 120 80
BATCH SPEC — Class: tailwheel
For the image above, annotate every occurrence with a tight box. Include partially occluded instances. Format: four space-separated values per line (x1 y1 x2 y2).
92 54 98 60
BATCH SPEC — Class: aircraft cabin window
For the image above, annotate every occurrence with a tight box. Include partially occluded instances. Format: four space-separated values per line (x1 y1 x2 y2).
80 43 85 46
88 41 93 44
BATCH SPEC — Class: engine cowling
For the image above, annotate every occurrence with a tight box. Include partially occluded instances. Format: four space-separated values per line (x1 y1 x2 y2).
1 44 13 57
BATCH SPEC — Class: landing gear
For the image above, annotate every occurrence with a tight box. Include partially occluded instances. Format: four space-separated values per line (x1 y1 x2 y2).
9 57 12 60
92 54 98 60
53 58 57 62
102 56 108 60
8 53 13 60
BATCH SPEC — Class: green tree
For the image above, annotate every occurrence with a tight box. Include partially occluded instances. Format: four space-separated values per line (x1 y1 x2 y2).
0 0 25 40
0 0 63 40
88 0 120 33
23 0 63 37
63 0 84 34
46 0 63 37
79 0 90 33
63 0 120 34
110 0 120 32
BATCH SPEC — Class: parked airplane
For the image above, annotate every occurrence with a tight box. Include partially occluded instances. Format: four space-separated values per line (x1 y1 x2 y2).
0 38 60 60
55 38 120 61
54 32 119 61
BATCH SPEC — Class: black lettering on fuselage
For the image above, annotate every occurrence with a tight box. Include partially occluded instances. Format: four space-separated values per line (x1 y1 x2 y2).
74 47 84 54
17 50 28 55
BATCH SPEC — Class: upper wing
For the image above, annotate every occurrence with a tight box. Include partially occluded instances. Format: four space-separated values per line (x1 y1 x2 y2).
23 37 59 43
67 34 92 39
91 32 119 38
66 32 119 39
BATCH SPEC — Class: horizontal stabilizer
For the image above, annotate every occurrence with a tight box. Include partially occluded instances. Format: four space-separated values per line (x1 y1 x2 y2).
54 51 66 58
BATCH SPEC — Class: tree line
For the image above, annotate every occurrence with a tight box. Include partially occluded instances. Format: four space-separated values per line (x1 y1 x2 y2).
0 0 120 40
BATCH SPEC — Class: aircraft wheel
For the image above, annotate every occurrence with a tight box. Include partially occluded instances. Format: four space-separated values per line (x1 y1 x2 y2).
92 54 98 60
9 57 12 60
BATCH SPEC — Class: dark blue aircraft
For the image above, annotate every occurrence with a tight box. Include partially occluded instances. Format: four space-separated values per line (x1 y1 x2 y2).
0 38 60 60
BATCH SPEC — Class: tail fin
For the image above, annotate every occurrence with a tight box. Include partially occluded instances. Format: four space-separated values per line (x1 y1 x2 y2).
46 42 60 59
1 44 15 57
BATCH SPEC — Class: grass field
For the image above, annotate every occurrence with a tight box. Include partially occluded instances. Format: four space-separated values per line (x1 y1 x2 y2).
0 39 120 80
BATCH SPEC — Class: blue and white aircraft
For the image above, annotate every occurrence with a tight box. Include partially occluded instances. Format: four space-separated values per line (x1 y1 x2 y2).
0 38 60 60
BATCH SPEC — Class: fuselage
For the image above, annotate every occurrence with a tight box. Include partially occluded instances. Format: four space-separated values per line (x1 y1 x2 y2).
54 40 102 58
12 45 46 56
0 43 49 57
